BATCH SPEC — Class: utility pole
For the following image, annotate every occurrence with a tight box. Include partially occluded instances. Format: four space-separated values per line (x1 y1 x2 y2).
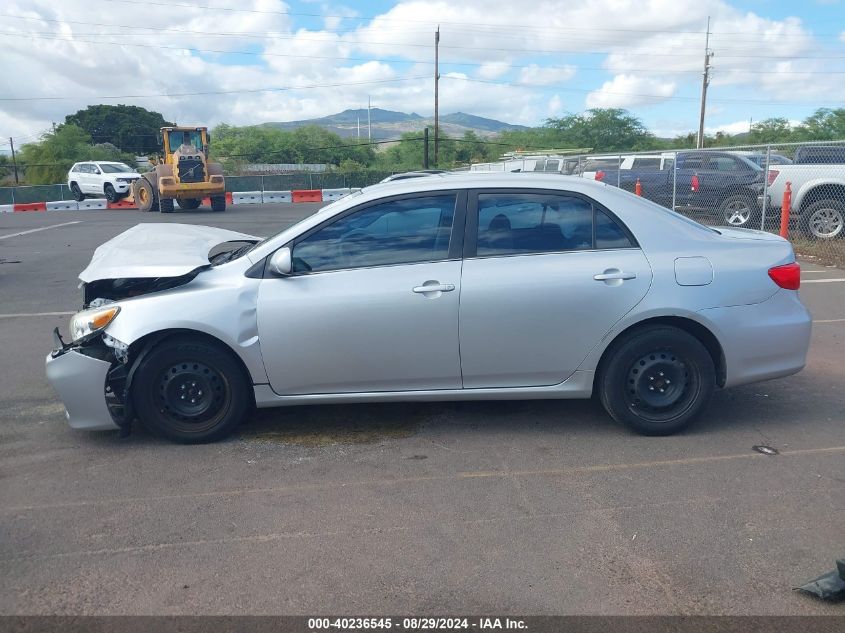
423 127 430 169
434 25 440 166
9 137 19 184
696 16 713 149
367 96 372 141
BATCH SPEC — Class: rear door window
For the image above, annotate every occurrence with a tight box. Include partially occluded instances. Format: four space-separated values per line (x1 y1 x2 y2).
474 192 635 256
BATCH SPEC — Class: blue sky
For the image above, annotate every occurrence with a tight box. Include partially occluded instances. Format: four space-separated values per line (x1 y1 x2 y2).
1 0 844 141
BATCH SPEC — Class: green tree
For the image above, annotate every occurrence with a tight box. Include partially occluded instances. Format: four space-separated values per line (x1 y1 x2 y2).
800 108 845 141
544 109 659 152
65 104 173 154
748 118 795 144
17 124 135 184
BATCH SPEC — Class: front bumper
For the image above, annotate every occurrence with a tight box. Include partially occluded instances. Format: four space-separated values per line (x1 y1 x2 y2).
45 349 119 431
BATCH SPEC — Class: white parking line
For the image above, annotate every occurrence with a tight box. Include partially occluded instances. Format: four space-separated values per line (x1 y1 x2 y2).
0 221 82 241
803 278 845 284
0 311 75 319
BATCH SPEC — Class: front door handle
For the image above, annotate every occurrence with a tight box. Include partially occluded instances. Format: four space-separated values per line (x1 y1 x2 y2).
412 282 455 294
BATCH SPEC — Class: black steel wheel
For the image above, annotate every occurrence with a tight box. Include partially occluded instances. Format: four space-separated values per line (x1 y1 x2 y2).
599 325 715 435
70 182 85 201
132 337 251 443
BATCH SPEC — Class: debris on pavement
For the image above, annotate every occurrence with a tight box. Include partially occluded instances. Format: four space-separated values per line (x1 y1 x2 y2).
795 559 845 602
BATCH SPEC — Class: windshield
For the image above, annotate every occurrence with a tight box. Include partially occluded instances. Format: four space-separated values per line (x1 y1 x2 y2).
98 163 133 173
167 130 203 153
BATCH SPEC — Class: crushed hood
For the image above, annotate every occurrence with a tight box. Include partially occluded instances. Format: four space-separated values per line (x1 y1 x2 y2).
79 223 259 283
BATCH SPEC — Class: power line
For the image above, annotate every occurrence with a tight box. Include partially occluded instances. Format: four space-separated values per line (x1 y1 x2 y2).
445 76 843 106
3 14 842 58
5 31 843 76
0 76 429 102
92 0 845 38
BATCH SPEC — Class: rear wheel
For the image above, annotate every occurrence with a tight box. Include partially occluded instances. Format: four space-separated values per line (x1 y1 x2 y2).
599 326 715 436
70 182 85 201
104 183 119 203
132 337 250 443
802 199 844 240
719 195 757 228
134 178 156 212
210 195 226 212
177 198 201 210
158 197 175 213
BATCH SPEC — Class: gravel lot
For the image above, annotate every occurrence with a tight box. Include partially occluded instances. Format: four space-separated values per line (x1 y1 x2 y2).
1 204 844 615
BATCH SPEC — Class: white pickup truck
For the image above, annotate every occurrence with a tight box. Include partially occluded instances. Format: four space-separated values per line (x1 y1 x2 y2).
766 150 845 239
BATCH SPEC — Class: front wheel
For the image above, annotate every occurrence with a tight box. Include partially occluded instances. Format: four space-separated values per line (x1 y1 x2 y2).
719 195 757 228
158 197 175 213
132 337 251 443
104 183 119 203
134 178 156 212
802 199 844 240
70 182 85 202
599 326 715 436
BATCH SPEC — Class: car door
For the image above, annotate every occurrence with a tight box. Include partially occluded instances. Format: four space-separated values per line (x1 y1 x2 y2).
257 192 466 395
459 190 653 389
76 164 92 193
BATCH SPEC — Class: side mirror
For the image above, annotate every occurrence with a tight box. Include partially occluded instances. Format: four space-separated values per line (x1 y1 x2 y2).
267 247 292 277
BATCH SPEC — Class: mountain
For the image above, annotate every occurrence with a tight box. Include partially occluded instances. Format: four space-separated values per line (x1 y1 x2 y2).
260 108 526 140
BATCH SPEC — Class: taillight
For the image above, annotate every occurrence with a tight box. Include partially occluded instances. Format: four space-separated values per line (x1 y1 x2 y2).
595 170 605 182
768 262 800 290
767 169 779 186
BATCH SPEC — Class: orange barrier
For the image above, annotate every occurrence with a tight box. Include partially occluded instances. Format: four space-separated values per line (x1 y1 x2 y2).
292 189 323 203
779 181 792 239
107 199 137 209
13 202 47 212
201 192 234 206
635 178 642 196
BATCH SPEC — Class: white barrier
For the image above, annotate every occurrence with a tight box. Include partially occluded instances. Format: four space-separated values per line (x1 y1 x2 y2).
232 191 263 205
77 199 108 210
261 191 293 203
0 204 13 213
321 188 352 201
46 200 79 211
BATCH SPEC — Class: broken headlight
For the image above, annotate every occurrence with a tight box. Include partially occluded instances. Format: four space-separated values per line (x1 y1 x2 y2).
69 306 120 342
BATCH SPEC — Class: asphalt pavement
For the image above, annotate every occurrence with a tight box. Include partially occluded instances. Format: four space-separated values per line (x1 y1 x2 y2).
1 203 844 615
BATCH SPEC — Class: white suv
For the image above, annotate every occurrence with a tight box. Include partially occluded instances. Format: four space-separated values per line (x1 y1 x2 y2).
67 161 142 203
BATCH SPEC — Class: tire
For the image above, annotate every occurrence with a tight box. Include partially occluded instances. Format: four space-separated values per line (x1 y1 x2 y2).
134 178 156 212
177 198 201 210
210 195 226 212
598 325 715 436
158 197 175 213
719 195 758 228
104 183 119 203
70 182 85 202
131 337 251 444
801 199 845 240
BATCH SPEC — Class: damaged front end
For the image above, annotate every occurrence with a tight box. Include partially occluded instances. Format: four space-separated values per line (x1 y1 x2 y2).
47 329 127 432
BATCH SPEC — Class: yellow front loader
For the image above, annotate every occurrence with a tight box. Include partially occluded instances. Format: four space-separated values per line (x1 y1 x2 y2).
131 126 226 213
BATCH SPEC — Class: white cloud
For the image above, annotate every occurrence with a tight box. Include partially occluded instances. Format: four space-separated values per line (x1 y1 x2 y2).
705 120 751 135
518 64 576 86
586 75 676 108
0 0 840 141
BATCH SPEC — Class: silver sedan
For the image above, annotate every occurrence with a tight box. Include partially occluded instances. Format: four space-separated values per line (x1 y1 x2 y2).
46 173 811 443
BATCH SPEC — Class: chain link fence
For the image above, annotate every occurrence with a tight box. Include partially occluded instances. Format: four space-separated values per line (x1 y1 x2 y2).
0 171 398 206
568 141 845 267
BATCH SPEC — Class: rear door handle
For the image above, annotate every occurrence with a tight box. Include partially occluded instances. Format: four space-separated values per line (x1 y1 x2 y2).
594 271 636 281
413 283 455 293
